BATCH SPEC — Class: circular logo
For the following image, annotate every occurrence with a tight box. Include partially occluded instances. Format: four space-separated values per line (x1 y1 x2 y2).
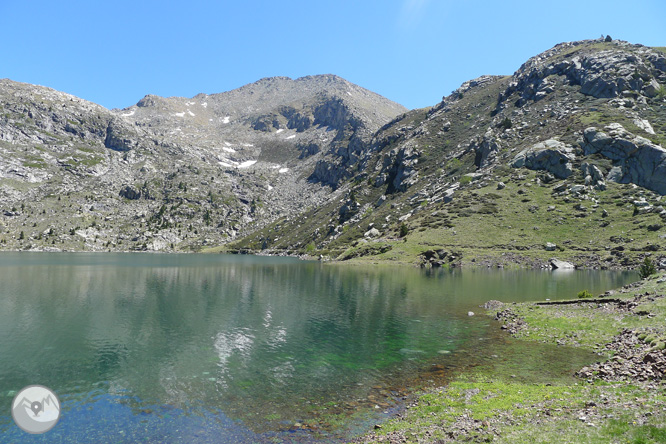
11 385 61 434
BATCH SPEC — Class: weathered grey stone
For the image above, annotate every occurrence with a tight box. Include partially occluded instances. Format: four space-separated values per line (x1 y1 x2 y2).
634 118 655 135
472 130 501 169
643 79 662 98
582 124 666 194
364 227 381 238
550 258 576 269
119 185 141 200
512 139 575 179
545 242 557 251
581 163 607 190
498 43 666 106
104 118 138 152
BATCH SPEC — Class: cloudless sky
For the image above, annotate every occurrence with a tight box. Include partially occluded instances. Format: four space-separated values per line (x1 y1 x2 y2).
1 0 664 110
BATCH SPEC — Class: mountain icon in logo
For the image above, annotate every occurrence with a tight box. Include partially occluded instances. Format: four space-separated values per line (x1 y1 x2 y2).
11 385 60 434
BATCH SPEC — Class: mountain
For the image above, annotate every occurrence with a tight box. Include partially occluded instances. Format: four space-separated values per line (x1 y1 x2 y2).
2 38 665 269
233 38 666 269
0 75 406 251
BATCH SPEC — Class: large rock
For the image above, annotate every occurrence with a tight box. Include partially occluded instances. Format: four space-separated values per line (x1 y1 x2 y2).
582 124 666 194
643 79 662 98
472 130 501 169
104 118 138 152
512 139 575 179
550 258 575 269
581 162 606 190
119 185 141 200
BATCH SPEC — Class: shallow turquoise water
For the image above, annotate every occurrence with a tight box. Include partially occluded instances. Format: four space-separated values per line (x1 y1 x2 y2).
0 253 637 442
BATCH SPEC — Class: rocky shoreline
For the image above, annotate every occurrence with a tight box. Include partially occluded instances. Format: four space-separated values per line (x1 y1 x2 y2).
357 274 666 443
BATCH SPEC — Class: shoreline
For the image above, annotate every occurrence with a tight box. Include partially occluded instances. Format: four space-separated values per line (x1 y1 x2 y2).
0 243 656 272
356 273 666 443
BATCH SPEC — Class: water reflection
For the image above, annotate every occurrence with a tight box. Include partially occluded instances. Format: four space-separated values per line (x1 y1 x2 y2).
0 253 637 442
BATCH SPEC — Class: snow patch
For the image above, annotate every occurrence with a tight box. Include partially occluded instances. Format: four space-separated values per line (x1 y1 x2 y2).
122 109 136 117
238 160 257 168
187 110 195 117
267 185 273 191
242 143 254 147
286 135 296 140
202 102 208 108
218 161 234 167
223 116 230 124
185 101 196 106
224 141 231 146
279 168 289 173
276 129 284 134
174 112 185 118
222 147 235 153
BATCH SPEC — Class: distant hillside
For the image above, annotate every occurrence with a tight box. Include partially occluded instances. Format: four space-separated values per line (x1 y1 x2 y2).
232 38 666 269
0 75 406 252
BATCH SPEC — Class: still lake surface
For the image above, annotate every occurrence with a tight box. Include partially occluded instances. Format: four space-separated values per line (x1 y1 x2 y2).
0 253 636 443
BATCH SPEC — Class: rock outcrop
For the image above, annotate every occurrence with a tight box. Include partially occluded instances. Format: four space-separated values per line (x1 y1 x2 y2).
512 139 575 179
499 39 666 107
582 124 666 194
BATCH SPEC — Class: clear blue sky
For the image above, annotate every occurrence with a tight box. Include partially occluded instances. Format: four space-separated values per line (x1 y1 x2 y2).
1 0 664 111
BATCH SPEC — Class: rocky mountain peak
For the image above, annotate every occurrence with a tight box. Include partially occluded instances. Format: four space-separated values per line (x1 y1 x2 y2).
0 73 406 252
498 38 666 109
233 38 666 269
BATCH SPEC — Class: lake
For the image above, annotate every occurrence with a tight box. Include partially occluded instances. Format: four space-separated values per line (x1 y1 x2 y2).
0 253 637 443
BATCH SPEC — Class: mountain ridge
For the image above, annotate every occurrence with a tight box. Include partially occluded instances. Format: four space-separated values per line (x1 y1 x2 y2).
0 73 406 252
1 38 665 269
232 38 666 269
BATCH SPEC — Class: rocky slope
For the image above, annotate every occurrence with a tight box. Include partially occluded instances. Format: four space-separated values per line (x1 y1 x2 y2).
0 75 406 251
234 38 666 269
2 38 665 266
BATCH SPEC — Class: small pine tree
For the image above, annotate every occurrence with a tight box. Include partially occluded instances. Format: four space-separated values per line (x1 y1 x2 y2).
638 257 657 279
19 231 25 240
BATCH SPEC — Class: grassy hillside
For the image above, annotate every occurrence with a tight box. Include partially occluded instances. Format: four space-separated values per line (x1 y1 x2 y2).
229 40 666 270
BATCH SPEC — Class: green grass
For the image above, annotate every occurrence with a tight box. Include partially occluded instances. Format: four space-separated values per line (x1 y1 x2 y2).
369 377 666 444
363 275 666 443
237 168 664 270
501 273 666 348
344 173 662 267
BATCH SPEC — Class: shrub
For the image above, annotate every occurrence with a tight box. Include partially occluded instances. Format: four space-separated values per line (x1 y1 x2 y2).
638 257 657 279
305 242 315 253
499 117 513 130
657 85 666 100
577 290 593 299
399 223 409 237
